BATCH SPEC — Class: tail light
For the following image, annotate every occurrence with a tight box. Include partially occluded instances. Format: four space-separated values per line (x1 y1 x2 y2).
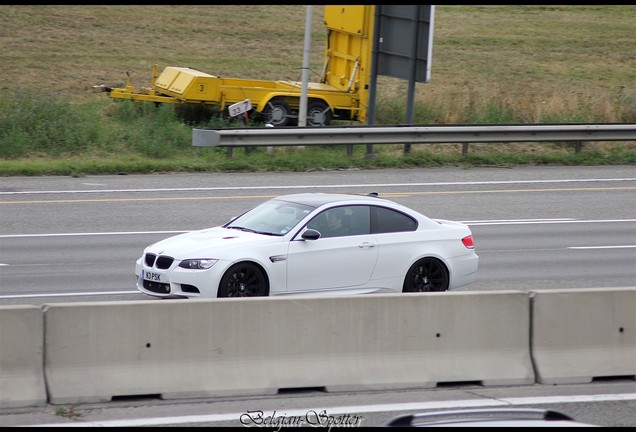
461 235 475 249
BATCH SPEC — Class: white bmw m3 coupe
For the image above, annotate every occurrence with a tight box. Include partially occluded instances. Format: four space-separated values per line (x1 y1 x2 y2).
135 192 478 298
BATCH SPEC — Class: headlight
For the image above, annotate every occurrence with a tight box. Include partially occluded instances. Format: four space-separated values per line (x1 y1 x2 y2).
178 259 218 270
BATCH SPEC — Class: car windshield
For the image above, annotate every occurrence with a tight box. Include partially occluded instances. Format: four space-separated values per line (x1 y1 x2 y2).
225 199 315 236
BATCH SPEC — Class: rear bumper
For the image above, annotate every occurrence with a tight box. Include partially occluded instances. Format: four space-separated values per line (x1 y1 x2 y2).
449 252 479 289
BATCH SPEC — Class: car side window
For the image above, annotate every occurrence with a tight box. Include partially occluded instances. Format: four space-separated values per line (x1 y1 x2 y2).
346 205 370 235
306 205 370 238
370 205 417 234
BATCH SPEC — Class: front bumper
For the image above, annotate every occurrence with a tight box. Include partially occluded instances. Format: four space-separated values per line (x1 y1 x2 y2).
134 256 228 299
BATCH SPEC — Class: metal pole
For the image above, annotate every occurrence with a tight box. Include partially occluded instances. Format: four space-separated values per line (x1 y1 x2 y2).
365 4 382 160
298 5 313 129
404 5 420 155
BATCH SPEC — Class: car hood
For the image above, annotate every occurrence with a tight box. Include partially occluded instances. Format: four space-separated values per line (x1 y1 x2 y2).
145 226 283 259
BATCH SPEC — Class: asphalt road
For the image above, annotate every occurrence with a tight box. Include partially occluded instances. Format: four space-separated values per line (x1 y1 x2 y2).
2 379 635 427
1 165 635 305
0 165 635 426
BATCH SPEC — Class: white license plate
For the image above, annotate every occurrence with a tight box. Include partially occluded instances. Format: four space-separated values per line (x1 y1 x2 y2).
142 270 165 283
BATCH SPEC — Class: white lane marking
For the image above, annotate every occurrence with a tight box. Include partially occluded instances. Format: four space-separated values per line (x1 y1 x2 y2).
1 218 633 300
0 231 187 238
466 219 636 225
569 245 636 249
2 178 636 195
0 219 635 239
25 393 636 427
0 291 139 299
464 218 575 222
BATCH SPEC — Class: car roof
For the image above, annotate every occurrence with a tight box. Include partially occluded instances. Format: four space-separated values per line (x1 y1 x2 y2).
273 192 391 208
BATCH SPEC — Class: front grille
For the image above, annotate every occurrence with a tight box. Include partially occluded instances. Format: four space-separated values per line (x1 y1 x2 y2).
145 253 174 269
145 253 156 267
143 279 170 294
155 255 174 269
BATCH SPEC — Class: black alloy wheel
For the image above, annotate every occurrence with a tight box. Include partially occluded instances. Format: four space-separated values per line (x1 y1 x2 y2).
218 262 269 297
403 258 449 292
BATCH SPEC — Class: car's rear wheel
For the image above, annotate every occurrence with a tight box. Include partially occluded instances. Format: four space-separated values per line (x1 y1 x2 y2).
403 258 449 292
218 262 269 297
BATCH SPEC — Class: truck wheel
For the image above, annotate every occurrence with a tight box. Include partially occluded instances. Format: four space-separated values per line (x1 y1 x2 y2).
262 99 293 126
306 100 332 127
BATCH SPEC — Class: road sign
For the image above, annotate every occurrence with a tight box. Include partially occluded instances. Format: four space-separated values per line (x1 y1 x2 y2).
228 99 252 117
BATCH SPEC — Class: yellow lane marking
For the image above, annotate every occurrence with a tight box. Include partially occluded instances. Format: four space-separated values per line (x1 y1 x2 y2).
0 195 277 204
1 186 635 204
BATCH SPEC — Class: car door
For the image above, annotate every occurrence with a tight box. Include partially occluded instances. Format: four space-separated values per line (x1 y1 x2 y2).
286 205 378 292
365 204 421 281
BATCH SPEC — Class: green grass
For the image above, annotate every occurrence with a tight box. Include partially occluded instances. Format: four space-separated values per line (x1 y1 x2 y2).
1 5 634 176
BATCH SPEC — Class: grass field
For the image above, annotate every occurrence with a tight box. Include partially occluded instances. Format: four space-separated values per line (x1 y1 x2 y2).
1 5 634 175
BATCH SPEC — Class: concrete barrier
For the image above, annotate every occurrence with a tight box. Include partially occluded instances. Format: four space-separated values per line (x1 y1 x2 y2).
43 291 534 404
0 305 47 408
530 287 636 384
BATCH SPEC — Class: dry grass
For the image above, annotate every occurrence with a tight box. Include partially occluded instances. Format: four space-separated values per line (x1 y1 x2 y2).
1 5 634 123
1 6 634 176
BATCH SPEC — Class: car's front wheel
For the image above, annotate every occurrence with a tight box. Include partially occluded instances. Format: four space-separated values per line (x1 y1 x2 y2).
403 258 449 292
218 262 269 297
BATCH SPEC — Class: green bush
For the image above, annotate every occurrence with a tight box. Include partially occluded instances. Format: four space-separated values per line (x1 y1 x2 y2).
0 89 94 158
0 88 634 176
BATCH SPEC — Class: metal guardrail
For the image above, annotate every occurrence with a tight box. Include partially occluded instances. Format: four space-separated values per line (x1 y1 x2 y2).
192 123 636 157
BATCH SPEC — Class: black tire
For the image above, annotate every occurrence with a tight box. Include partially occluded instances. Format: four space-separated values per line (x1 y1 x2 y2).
306 100 332 127
218 262 269 297
261 99 293 126
402 258 449 292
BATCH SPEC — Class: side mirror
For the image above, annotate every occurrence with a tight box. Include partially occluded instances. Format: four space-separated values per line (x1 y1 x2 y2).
301 229 321 240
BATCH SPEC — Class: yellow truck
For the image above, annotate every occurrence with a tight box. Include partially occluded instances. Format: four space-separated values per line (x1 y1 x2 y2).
93 6 374 127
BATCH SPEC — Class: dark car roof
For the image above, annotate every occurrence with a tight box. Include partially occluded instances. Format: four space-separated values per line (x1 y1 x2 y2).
274 192 389 208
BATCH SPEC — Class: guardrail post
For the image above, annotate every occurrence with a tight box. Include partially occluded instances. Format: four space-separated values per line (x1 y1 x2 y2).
574 141 582 153
365 144 376 160
366 144 375 160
